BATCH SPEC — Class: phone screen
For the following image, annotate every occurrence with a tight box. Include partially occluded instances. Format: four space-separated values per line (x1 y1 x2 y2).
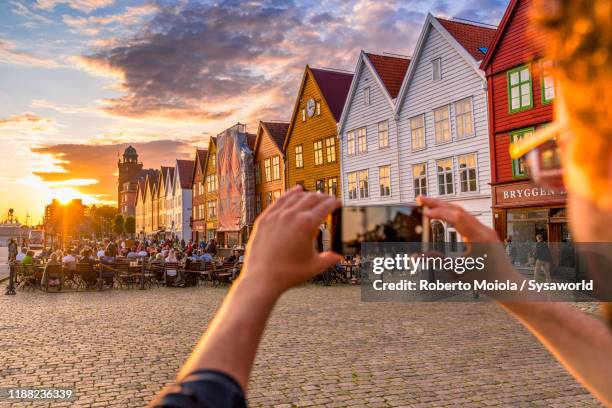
331 205 427 255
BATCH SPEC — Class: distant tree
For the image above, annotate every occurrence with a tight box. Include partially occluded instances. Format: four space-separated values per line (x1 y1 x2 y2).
124 216 136 237
88 205 118 237
113 214 125 236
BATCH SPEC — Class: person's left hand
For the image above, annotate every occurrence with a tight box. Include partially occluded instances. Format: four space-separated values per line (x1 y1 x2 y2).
241 186 342 295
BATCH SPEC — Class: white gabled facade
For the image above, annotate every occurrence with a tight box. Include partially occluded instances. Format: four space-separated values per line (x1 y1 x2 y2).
338 51 409 206
395 14 495 242
164 167 175 234
171 160 194 242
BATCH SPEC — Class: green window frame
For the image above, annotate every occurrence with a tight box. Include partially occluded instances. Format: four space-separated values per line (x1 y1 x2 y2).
509 127 534 177
541 60 555 105
507 65 533 113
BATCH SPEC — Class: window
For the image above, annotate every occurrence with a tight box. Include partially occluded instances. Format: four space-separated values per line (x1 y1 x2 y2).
347 172 357 200
313 140 323 166
541 60 555 103
346 131 356 155
295 145 303 168
458 153 477 192
508 65 533 112
325 137 336 163
379 166 391 197
358 170 369 198
315 179 325 193
364 87 370 105
301 108 306 122
207 200 217 219
413 163 427 198
264 158 271 182
206 174 217 192
265 192 272 207
378 121 388 148
327 177 338 197
316 100 321 116
434 106 451 143
255 194 261 215
410 115 425 150
432 58 441 81
273 190 281 201
509 127 534 177
210 154 216 169
357 127 367 153
436 158 454 195
455 97 474 138
255 163 261 184
272 156 280 180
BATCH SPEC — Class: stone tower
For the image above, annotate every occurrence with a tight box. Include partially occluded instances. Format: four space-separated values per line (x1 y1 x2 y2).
117 145 143 210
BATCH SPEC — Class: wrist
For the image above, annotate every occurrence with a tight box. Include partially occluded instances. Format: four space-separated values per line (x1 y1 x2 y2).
233 271 286 300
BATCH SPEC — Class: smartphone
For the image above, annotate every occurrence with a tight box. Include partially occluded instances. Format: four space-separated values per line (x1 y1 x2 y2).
331 205 428 255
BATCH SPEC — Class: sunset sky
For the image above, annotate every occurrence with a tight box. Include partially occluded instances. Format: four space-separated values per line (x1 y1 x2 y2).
0 0 507 224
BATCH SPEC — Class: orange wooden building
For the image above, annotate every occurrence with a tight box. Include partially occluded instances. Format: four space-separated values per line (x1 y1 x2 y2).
253 121 289 214
283 65 353 196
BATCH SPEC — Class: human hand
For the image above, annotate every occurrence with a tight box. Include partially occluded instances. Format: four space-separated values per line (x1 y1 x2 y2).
241 186 342 295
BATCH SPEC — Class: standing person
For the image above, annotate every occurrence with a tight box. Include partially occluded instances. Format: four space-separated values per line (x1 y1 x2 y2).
206 238 218 257
7 238 18 262
534 234 552 282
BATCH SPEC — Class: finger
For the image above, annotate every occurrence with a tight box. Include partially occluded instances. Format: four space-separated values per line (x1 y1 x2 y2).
417 195 444 208
308 196 341 226
269 185 303 211
313 251 343 274
288 191 328 213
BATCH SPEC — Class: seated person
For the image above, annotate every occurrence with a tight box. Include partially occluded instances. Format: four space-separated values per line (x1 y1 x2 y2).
200 249 213 263
15 247 27 262
22 250 34 265
62 250 77 271
42 253 61 287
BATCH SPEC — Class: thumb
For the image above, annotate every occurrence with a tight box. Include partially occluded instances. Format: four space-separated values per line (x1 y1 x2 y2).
315 251 343 272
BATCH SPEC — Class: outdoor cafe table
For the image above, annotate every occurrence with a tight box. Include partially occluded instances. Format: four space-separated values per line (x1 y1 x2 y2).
339 261 360 284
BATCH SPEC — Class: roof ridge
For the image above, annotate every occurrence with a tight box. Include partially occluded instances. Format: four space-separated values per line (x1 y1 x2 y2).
436 15 497 30
310 66 353 75
365 51 410 60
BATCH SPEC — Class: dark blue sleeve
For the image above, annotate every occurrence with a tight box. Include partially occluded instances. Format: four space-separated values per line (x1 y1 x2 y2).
149 370 247 408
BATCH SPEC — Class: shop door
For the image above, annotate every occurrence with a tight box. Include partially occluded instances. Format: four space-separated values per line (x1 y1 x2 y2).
549 222 575 278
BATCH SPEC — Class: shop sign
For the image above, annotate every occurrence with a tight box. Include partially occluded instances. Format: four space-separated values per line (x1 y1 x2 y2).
494 180 566 207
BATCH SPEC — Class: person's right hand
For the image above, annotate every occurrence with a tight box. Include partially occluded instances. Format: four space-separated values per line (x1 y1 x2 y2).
241 186 342 296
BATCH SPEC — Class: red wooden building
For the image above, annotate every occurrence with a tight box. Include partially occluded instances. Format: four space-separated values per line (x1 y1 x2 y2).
481 0 572 270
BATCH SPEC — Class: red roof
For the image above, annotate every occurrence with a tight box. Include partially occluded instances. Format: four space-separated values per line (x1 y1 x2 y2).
310 68 353 121
365 53 410 98
176 159 195 189
262 121 289 152
436 18 497 61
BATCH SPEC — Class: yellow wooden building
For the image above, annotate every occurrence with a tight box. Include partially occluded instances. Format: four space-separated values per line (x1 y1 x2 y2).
283 65 353 196
203 136 218 241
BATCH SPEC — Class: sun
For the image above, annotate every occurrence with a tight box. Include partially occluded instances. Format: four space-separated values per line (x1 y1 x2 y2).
54 188 82 204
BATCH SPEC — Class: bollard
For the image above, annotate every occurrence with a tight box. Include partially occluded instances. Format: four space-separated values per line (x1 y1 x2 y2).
5 261 16 295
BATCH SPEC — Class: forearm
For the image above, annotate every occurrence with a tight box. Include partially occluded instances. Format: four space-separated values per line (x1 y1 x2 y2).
177 272 280 392
500 301 612 405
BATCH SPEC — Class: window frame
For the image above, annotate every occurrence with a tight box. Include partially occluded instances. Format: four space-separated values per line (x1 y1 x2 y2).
509 127 534 178
540 60 555 105
432 58 441 81
357 127 367 154
316 100 321 116
346 131 356 156
454 97 475 139
358 169 369 199
327 177 338 197
347 172 357 200
410 114 426 151
313 139 324 166
433 105 452 144
457 152 479 193
377 120 389 149
325 136 336 163
363 87 370 106
315 179 325 193
412 162 427 198
378 165 391 197
436 157 455 196
507 64 533 113
264 158 272 182
271 155 281 180
301 108 306 122
294 144 303 168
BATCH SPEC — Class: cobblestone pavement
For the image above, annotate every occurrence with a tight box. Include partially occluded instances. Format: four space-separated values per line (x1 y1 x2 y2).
0 284 603 407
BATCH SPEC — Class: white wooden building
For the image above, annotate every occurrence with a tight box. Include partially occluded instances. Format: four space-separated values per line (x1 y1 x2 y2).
395 14 496 243
338 51 410 205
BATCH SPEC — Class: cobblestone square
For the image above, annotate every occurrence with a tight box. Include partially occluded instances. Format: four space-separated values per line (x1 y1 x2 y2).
0 284 602 407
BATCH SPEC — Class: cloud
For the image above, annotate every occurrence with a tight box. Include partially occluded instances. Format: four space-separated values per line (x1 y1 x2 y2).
30 139 197 200
61 3 158 37
0 39 61 68
34 0 115 13
9 1 54 25
0 112 57 133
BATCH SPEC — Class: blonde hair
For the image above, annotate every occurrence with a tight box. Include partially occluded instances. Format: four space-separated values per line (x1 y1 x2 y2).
534 0 612 209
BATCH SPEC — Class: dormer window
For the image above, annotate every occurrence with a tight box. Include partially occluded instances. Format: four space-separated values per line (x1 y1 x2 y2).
432 58 441 81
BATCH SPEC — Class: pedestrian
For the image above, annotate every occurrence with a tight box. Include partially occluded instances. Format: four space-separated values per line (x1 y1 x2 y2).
534 234 552 282
7 238 18 262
